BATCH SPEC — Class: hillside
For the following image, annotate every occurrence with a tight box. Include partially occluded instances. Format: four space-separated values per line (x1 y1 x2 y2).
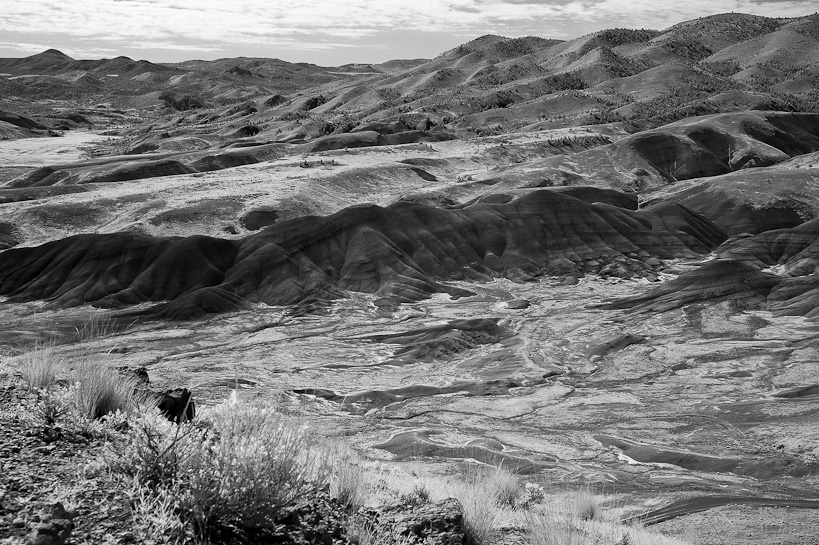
3 12 819 545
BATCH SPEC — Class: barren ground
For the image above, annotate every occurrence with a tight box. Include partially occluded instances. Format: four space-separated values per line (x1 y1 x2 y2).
1 129 818 544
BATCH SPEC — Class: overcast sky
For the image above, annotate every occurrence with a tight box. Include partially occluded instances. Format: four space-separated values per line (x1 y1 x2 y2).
0 0 816 65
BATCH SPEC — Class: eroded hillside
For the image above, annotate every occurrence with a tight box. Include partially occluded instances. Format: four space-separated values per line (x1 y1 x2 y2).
2 12 819 545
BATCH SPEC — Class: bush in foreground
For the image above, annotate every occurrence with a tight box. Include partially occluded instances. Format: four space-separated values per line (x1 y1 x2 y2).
107 399 333 543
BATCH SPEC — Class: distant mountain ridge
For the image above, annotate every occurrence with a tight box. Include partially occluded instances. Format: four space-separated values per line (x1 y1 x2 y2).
1 11 817 130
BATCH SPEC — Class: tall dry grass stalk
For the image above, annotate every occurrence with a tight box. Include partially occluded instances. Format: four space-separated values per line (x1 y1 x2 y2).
75 312 121 343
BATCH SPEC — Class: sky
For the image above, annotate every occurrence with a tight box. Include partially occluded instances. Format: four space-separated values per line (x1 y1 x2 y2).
0 0 817 66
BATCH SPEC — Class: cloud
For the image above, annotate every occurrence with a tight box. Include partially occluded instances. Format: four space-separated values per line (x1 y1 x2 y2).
0 0 816 62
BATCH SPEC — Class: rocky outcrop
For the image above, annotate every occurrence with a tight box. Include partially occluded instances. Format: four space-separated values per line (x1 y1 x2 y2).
354 498 464 545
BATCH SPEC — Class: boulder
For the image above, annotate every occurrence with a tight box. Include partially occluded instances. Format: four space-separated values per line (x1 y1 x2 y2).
356 498 464 545
157 388 195 423
27 503 74 545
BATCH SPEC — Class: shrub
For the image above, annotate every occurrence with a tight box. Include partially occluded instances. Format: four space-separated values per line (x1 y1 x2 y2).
182 402 332 537
108 399 332 541
27 383 132 441
32 387 68 437
545 71 587 92
106 409 201 486
520 482 546 507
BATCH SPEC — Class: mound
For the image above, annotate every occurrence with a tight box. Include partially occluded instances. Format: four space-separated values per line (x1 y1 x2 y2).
497 111 819 190
0 110 47 131
0 191 726 316
769 277 819 319
647 164 819 235
601 259 780 314
717 218 819 273
306 130 455 153
366 318 513 363
0 233 239 308
604 218 819 318
8 143 292 187
542 187 639 209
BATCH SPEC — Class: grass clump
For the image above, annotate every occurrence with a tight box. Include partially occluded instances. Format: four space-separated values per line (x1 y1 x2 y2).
72 359 146 419
486 465 520 508
453 469 499 545
574 487 601 522
17 344 63 391
399 483 431 506
330 445 366 510
525 488 693 545
345 515 415 545
11 345 152 440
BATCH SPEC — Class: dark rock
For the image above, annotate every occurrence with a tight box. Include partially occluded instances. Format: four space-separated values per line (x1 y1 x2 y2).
506 299 530 309
157 388 195 423
562 275 578 286
27 503 74 545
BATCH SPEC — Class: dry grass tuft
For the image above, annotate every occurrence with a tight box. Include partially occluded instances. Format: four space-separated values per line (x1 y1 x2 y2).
17 344 63 391
74 312 122 343
345 515 415 545
573 487 601 521
400 482 431 506
525 490 694 545
330 444 366 510
486 464 520 508
72 359 145 419
453 469 499 545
